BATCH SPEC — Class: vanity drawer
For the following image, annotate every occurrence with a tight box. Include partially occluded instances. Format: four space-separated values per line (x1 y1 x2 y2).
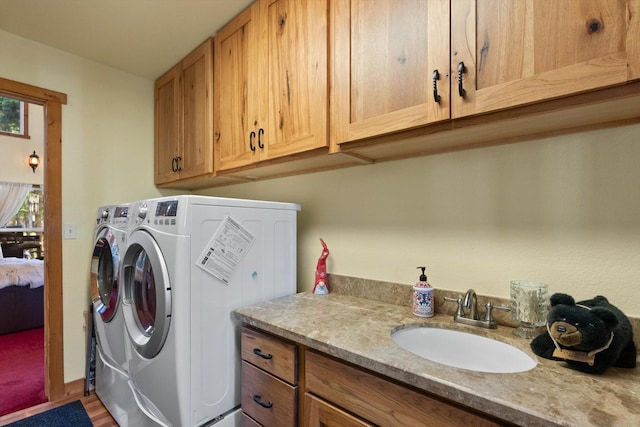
241 413 262 427
241 361 298 426
241 326 298 384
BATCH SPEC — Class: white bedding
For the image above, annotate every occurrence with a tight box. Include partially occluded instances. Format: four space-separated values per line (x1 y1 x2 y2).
0 257 44 289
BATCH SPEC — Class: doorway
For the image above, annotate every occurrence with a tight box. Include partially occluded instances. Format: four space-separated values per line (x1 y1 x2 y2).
0 77 67 401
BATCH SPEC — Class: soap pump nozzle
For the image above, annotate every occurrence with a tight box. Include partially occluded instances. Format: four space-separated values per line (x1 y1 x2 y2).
417 266 427 282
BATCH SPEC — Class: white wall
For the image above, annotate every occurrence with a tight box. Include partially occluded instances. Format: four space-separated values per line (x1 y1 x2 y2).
199 124 640 318
0 103 45 185
0 29 161 382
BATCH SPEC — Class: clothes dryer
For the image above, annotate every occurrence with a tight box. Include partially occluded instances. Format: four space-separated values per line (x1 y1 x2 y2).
91 204 133 422
121 195 299 426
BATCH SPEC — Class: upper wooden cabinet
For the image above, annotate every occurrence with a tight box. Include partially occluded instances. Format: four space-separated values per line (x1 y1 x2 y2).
333 0 640 147
154 38 213 185
156 0 640 188
332 0 451 145
451 0 640 118
214 0 329 172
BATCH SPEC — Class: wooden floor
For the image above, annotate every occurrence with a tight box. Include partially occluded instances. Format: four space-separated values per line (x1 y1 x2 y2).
0 391 118 427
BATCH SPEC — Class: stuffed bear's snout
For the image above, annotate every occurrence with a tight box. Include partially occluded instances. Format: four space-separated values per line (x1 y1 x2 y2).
549 321 582 347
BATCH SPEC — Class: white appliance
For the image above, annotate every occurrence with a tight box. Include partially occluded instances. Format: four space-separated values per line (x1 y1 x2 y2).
91 204 133 421
121 195 300 426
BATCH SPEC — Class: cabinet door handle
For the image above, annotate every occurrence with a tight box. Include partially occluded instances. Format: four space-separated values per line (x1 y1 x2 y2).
171 157 178 173
432 69 441 103
253 395 273 409
257 128 265 149
249 131 256 152
175 156 182 171
457 62 467 97
253 348 273 359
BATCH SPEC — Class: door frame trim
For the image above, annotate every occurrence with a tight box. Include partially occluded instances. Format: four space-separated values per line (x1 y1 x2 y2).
0 77 67 401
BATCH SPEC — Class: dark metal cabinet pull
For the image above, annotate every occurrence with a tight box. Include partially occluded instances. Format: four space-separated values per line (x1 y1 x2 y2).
258 128 265 149
253 394 273 409
249 131 256 152
457 62 467 97
253 348 273 359
171 156 182 172
432 69 441 103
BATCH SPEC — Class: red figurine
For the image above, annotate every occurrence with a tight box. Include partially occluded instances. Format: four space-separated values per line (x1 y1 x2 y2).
313 238 330 294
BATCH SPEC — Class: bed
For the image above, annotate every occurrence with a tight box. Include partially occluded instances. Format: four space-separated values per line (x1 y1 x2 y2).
0 256 45 335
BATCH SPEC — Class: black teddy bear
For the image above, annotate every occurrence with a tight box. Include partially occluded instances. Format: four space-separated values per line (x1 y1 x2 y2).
530 293 637 374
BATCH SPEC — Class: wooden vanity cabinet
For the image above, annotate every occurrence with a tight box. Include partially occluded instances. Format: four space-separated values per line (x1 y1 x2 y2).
451 0 640 118
154 38 214 185
304 393 373 427
241 326 298 426
214 0 329 173
304 349 502 427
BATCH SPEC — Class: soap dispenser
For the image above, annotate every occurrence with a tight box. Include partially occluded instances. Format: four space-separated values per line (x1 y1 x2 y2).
412 267 434 317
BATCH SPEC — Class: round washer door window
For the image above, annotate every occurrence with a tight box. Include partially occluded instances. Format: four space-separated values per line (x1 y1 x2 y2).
122 230 172 359
90 227 121 322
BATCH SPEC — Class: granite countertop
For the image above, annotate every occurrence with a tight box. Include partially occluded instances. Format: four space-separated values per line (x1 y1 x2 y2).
234 291 640 427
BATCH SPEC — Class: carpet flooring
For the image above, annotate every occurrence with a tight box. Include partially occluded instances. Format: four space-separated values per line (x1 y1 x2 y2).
0 328 47 417
3 400 92 427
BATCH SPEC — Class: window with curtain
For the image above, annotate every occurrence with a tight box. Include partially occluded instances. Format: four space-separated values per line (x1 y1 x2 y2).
0 182 34 228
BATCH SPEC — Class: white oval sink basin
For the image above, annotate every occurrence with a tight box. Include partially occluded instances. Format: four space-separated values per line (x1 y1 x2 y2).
391 327 537 373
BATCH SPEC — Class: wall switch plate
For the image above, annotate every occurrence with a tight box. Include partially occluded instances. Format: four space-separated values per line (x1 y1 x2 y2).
64 223 77 239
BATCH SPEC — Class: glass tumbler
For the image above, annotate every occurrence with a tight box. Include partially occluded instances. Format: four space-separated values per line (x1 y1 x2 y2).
510 280 549 338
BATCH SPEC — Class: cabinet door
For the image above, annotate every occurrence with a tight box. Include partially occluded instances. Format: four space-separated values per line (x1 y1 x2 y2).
259 0 329 159
332 0 450 144
180 39 214 180
451 0 640 118
154 64 182 184
304 393 373 427
214 4 261 171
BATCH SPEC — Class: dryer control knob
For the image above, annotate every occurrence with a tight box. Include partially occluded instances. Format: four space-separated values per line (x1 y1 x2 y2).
137 204 148 220
100 209 110 220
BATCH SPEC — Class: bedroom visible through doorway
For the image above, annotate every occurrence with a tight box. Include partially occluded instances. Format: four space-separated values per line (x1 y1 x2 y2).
0 76 67 404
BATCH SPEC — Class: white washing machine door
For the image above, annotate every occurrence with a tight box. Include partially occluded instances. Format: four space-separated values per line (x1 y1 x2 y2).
91 227 122 322
122 230 172 359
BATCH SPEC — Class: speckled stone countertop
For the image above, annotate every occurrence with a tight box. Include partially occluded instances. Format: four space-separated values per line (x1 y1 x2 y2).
233 276 640 427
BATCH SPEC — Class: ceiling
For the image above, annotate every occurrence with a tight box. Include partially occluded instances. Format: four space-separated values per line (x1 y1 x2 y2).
0 0 253 80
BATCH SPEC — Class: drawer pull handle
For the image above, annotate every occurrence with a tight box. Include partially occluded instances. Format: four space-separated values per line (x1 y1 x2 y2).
253 348 273 359
253 394 273 409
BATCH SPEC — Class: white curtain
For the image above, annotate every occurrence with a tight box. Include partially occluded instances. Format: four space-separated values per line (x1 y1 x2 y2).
0 182 31 227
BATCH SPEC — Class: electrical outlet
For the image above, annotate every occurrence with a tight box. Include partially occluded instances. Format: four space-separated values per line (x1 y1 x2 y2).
64 223 77 239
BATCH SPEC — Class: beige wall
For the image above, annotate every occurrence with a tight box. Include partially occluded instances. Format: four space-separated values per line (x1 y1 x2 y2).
0 103 45 185
3 27 640 386
199 124 640 318
1 29 161 382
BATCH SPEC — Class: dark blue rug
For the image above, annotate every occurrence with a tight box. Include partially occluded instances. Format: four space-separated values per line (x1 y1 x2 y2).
6 400 92 427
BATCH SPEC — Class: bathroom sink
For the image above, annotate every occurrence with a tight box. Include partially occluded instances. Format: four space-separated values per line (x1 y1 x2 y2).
391 326 537 373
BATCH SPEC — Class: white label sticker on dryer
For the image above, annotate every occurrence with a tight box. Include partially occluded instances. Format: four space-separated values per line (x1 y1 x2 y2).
196 215 255 284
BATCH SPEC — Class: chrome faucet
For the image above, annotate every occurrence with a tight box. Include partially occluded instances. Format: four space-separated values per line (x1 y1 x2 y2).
444 289 510 329
463 289 478 320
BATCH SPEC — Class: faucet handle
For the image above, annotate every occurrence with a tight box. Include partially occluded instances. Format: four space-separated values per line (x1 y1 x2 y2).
444 296 464 318
483 301 511 323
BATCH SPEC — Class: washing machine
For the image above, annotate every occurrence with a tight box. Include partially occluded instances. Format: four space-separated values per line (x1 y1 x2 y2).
90 204 134 422
121 195 299 427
